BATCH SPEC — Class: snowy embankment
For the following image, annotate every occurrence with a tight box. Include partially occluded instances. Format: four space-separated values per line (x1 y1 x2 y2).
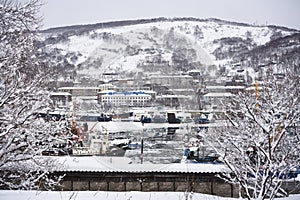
1 190 300 200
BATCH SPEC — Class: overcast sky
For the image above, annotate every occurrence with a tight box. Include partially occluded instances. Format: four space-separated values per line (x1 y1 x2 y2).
38 0 300 30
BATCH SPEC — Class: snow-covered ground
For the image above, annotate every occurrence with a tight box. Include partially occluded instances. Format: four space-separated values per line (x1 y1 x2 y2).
1 190 300 200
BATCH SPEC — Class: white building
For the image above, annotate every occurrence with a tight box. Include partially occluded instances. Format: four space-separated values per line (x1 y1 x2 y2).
98 91 153 107
99 83 115 91
50 92 72 109
203 92 233 105
58 87 101 96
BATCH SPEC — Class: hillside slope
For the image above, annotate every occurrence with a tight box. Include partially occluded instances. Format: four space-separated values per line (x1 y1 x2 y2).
39 17 299 81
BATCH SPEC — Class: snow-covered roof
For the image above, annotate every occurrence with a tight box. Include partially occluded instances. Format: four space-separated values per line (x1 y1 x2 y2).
158 95 191 99
150 75 193 78
246 86 264 91
203 92 233 97
92 121 144 133
58 87 100 90
80 121 198 133
206 86 245 90
55 156 228 173
98 90 116 94
50 92 72 96
76 96 98 100
98 90 155 96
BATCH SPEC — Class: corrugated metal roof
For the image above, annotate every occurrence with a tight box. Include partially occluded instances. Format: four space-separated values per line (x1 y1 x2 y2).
55 156 228 174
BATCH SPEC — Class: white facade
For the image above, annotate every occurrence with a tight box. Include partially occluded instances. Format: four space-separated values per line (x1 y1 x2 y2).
99 91 152 107
50 92 72 109
58 87 100 96
203 92 234 110
99 83 115 91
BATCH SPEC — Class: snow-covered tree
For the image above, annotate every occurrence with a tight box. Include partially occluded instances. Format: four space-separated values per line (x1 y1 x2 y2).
0 0 65 189
202 67 299 199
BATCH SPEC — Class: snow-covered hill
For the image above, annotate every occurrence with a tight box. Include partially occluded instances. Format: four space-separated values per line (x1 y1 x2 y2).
39 17 299 80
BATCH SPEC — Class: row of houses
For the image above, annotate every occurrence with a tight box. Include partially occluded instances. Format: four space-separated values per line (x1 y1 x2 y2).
50 85 248 111
49 70 255 111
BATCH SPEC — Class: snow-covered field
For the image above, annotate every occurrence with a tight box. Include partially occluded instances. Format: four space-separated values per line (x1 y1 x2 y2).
1 190 300 200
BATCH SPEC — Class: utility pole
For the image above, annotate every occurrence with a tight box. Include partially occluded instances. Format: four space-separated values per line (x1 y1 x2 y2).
141 128 144 164
141 137 144 164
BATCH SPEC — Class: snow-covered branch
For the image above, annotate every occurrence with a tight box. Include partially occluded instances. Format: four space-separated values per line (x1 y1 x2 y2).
202 68 299 199
0 0 65 190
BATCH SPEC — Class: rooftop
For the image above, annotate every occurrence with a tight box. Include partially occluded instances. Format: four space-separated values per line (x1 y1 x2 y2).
55 156 228 173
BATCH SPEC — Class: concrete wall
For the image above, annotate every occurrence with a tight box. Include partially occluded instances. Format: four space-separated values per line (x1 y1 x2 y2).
54 171 300 197
61 180 238 197
55 171 239 197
